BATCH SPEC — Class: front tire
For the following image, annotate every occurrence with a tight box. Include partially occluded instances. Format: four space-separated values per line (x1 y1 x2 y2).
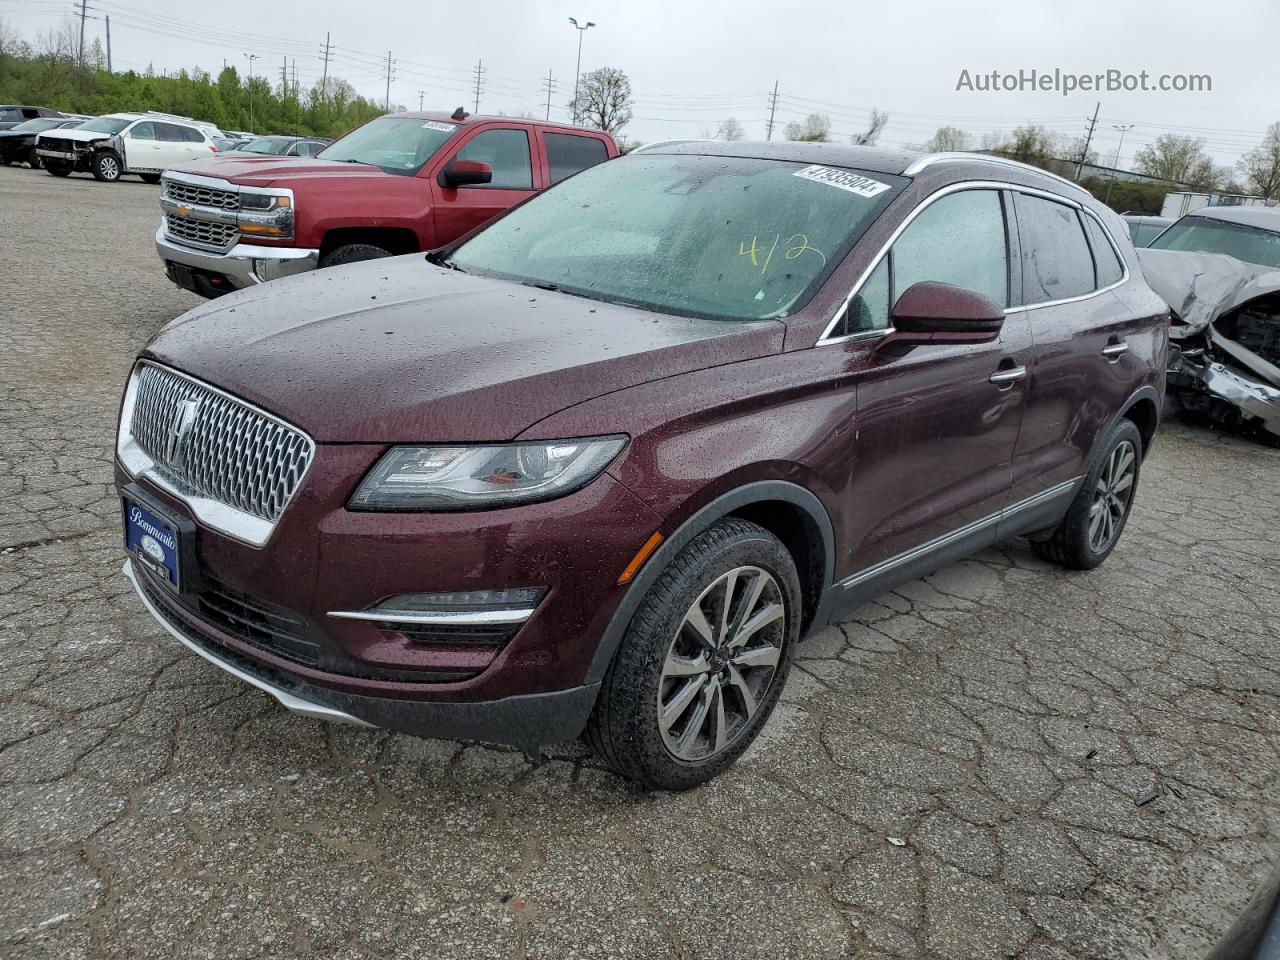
91 151 121 182
27 150 43 170
586 519 800 790
45 160 71 177
319 243 393 268
1032 419 1143 570
140 173 161 184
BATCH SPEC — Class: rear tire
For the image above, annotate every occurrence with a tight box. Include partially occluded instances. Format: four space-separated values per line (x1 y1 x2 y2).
140 173 161 184
91 151 121 182
319 243 393 268
1032 419 1143 570
585 518 800 790
27 150 43 170
45 160 71 177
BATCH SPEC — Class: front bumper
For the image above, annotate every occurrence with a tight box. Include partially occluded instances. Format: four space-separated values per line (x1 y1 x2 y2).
124 558 602 747
156 226 319 295
115 449 661 748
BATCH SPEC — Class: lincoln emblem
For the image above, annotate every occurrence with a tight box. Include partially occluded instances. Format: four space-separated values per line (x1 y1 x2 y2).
164 399 200 469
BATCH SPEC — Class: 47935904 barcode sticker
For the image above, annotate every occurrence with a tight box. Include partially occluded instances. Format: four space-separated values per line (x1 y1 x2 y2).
793 165 892 198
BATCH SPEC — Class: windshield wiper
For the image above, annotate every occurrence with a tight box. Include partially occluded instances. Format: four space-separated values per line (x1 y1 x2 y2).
425 250 464 272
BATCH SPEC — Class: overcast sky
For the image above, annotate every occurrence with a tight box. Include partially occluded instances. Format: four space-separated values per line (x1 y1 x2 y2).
5 0 1276 168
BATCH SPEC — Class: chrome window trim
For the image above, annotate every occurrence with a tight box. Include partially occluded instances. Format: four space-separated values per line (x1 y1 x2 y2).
116 361 316 548
817 180 1130 346
327 607 538 626
835 477 1081 591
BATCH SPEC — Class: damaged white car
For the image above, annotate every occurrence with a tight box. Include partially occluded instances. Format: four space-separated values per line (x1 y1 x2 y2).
1139 246 1280 442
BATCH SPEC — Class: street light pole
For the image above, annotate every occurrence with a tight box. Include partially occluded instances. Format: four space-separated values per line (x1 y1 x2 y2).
568 17 595 125
243 53 259 132
1104 123 1135 207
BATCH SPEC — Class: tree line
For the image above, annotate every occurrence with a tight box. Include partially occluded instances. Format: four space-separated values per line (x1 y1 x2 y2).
0 18 387 138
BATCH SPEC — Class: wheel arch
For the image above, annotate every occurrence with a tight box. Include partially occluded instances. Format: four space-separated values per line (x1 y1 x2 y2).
319 226 420 258
584 480 836 685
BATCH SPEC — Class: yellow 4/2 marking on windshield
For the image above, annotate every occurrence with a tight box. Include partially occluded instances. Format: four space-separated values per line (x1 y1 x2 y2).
739 233 826 275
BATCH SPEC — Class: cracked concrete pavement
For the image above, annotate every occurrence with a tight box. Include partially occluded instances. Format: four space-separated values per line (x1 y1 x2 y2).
2 163 1279 959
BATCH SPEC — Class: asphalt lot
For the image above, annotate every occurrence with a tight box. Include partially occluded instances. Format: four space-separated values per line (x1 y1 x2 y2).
2 161 1279 960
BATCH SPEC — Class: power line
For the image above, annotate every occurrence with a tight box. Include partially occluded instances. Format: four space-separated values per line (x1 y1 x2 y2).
472 58 485 114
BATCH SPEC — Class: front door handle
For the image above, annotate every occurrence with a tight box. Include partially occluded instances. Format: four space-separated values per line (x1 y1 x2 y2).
989 366 1027 387
1102 342 1130 361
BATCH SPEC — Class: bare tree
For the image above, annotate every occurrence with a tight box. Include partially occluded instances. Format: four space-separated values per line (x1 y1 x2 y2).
921 126 972 152
1062 136 1099 167
993 124 1060 168
1134 133 1219 188
567 66 633 135
1238 122 1280 200
35 17 77 63
716 117 744 141
850 108 888 146
784 113 831 143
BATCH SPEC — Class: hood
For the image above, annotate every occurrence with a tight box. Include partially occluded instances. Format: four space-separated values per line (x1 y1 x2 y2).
169 155 391 188
0 129 36 141
143 255 783 443
37 127 110 144
1136 248 1280 337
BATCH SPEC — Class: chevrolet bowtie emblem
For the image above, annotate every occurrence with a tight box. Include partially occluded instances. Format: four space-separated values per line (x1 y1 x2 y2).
176 204 192 217
165 398 200 469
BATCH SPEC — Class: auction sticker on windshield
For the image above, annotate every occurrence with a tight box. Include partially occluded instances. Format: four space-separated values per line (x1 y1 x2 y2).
422 121 457 133
793 165 892 198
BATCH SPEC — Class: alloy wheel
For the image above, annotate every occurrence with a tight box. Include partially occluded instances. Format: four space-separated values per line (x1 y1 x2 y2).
657 565 786 762
100 156 119 180
1088 439 1136 552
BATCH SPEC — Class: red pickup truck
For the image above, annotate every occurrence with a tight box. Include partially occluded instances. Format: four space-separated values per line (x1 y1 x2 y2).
155 110 618 298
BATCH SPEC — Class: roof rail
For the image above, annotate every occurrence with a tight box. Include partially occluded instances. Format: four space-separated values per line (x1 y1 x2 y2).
141 110 218 128
904 152 1088 194
629 138 711 154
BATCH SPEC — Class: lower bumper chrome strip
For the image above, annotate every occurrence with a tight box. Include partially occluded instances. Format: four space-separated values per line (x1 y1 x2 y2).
123 559 372 727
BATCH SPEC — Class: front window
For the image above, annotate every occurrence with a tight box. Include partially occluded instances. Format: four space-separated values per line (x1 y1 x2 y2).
241 138 292 155
317 116 458 176
448 154 905 321
12 118 63 133
75 116 130 136
1149 217 1280 268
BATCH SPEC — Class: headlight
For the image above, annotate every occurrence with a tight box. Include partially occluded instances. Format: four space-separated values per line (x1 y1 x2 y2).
349 436 627 512
239 192 290 212
238 190 293 239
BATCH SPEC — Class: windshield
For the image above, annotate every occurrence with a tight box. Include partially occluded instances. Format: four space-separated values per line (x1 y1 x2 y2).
317 116 457 176
1150 216 1280 268
76 116 130 135
449 154 905 321
12 118 62 133
241 138 292 155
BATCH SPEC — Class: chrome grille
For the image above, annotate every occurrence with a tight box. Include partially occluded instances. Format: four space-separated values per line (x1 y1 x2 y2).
164 213 238 251
129 363 314 524
163 179 239 210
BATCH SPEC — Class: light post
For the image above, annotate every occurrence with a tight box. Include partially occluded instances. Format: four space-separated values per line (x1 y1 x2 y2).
243 53 260 132
568 17 595 124
1104 123 1135 207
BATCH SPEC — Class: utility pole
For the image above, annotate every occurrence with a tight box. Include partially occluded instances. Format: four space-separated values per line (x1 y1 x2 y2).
280 55 288 94
73 0 96 68
568 17 595 124
383 50 395 112
472 59 485 114
319 32 332 93
542 68 555 121
1104 123 1135 206
766 80 779 141
105 15 112 72
417 89 426 110
243 53 259 132
1075 101 1100 181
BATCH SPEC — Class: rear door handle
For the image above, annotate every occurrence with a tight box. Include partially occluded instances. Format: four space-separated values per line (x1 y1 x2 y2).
989 366 1027 386
1102 342 1130 361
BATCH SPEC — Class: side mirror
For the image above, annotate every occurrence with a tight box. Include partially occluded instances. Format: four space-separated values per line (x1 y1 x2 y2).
889 281 1005 344
440 159 493 188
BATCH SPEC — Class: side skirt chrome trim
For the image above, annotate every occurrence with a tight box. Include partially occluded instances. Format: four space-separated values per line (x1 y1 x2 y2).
836 477 1081 591
123 559 373 727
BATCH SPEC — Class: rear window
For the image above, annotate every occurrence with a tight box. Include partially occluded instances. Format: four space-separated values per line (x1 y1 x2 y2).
1016 194 1096 303
0 108 24 122
545 133 609 184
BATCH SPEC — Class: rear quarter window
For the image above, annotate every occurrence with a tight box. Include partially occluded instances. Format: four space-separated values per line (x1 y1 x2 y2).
1016 194 1096 303
1083 214 1125 287
545 133 609 184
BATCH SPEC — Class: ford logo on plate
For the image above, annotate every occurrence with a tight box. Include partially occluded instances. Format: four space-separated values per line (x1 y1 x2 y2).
140 535 166 563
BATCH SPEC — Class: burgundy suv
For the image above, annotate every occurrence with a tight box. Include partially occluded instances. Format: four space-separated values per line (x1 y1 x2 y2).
116 142 1167 788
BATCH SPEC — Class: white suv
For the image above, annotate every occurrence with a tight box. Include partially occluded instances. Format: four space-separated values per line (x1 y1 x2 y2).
35 112 218 183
